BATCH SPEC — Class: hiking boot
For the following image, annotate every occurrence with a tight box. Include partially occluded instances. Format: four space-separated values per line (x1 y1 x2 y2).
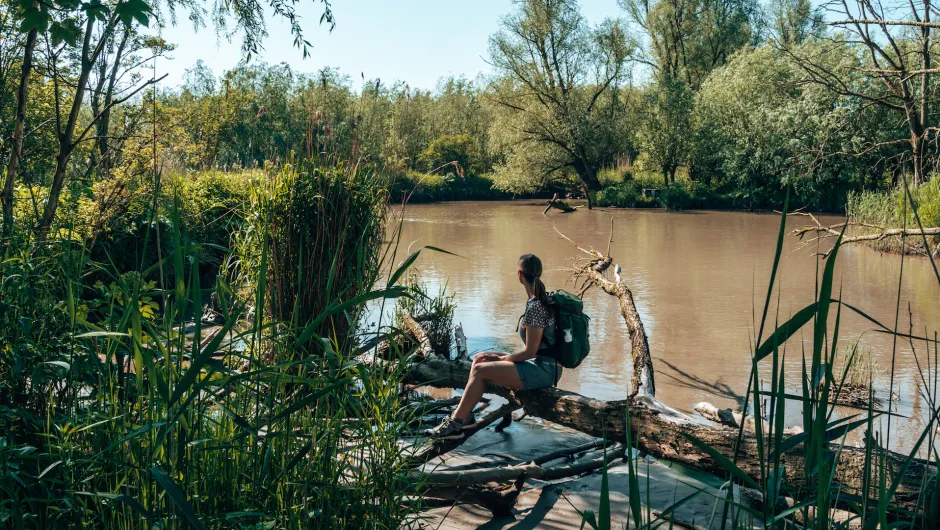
425 414 476 440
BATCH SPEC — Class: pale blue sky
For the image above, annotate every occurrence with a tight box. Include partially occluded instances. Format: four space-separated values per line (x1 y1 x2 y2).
156 0 624 91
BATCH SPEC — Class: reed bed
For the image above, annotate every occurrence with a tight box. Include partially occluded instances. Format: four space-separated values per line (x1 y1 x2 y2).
0 159 424 528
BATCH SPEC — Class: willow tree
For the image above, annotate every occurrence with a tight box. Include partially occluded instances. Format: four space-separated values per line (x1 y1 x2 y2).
488 0 633 206
779 0 939 185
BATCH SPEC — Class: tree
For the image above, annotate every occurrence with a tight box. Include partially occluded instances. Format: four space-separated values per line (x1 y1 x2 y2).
2 0 336 236
623 0 755 90
488 0 633 204
778 0 939 184
640 78 692 184
36 2 167 237
692 44 896 209
623 0 755 182
769 0 820 46
1 1 38 236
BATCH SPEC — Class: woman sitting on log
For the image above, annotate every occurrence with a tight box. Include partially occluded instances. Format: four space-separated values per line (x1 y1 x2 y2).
426 254 563 440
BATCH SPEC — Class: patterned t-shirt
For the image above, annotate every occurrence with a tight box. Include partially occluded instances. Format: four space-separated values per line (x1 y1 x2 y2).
519 298 556 351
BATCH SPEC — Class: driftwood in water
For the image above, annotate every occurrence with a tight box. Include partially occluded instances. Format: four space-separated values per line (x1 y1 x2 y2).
790 211 940 257
402 313 435 357
453 323 469 361
694 402 804 436
543 193 577 214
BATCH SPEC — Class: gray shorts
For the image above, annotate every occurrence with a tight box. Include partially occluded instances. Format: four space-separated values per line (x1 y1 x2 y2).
516 356 562 390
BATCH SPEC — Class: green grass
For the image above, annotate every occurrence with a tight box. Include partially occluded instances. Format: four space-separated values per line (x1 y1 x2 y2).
0 159 428 528
394 271 456 356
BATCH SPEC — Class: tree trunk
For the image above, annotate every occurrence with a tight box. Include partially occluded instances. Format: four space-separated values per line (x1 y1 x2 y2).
38 16 113 237
912 134 926 186
573 159 602 192
94 26 131 177
405 358 934 511
39 142 76 236
2 27 38 237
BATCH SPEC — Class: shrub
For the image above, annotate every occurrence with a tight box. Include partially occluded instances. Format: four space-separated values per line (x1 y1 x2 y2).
596 180 639 208
596 177 729 210
390 170 512 203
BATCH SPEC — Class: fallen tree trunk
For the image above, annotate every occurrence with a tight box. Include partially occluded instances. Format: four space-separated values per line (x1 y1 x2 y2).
790 211 940 257
543 193 577 214
403 313 435 358
406 357 934 510
418 445 626 487
418 477 526 517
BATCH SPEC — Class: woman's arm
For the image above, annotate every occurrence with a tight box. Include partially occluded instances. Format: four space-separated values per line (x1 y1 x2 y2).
507 325 542 363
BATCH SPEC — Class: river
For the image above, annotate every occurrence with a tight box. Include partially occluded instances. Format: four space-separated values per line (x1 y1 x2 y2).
390 201 939 454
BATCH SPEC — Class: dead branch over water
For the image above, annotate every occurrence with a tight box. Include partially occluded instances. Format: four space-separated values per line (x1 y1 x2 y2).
791 211 940 257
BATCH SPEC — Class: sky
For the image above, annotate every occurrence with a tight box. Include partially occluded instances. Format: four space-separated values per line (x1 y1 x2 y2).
155 0 625 91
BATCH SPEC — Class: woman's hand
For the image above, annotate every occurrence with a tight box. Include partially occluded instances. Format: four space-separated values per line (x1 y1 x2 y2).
474 352 503 363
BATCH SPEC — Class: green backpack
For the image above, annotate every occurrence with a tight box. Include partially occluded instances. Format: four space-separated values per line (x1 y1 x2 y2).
548 290 590 368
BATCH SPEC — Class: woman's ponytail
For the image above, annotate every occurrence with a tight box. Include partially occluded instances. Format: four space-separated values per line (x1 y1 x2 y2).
519 254 553 306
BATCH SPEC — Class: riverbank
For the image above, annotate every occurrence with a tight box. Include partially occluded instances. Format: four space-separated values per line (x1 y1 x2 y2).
393 169 863 212
846 181 940 257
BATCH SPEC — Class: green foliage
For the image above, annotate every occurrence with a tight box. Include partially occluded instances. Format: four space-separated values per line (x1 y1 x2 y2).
692 44 892 211
834 340 875 390
0 159 422 528
418 134 478 174
391 171 513 203
595 175 733 209
65 170 255 290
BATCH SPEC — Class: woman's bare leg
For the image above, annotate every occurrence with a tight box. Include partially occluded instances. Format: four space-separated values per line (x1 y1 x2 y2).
452 360 524 420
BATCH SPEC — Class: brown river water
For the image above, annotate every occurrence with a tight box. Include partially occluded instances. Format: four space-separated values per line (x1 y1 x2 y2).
387 201 940 454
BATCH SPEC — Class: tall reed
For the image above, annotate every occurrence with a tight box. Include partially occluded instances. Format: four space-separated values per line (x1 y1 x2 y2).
0 158 422 528
254 159 389 358
578 186 938 528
